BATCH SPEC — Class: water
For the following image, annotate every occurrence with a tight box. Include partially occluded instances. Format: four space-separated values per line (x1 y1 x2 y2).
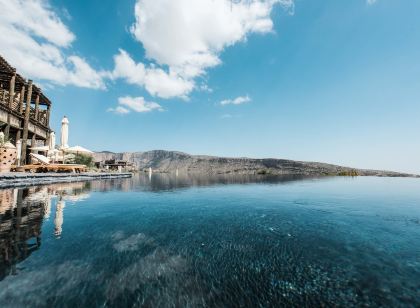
0 174 419 307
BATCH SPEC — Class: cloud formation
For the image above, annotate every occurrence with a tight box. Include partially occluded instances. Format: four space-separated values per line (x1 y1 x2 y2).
107 106 131 115
367 0 377 5
111 0 293 99
0 1 292 100
0 0 105 89
110 49 194 99
220 95 251 105
108 96 163 114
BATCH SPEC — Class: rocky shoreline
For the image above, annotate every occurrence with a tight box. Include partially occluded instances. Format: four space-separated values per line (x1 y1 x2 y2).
0 172 132 189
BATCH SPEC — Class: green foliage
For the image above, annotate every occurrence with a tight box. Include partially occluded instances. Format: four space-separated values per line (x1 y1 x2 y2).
74 154 94 167
0 134 10 147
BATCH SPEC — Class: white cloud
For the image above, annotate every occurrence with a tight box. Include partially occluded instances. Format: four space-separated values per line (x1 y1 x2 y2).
367 0 377 5
131 0 293 78
120 96 163 112
107 106 130 115
110 49 194 99
220 95 251 105
0 0 105 89
199 84 213 93
112 0 293 99
0 0 75 47
108 96 163 114
66 56 106 89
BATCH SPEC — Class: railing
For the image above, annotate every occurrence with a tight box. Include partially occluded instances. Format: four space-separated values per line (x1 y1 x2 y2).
11 96 20 111
38 110 48 126
1 89 48 126
29 107 48 126
0 88 9 106
0 89 21 112
29 106 36 119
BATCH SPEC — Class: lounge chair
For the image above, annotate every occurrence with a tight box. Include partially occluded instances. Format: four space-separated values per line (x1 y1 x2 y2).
31 153 51 164
20 153 87 173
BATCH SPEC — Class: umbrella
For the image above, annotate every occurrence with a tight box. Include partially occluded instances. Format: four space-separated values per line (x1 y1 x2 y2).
47 149 61 163
47 149 60 157
60 116 69 149
64 145 93 155
49 132 56 151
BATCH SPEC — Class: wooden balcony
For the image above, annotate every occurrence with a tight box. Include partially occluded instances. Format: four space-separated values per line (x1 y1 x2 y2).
1 54 52 164
0 88 49 129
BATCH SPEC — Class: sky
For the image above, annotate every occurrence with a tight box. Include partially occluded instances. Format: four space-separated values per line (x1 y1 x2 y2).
0 0 419 174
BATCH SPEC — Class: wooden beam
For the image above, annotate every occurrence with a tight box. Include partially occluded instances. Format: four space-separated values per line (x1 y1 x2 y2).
8 72 15 108
31 132 36 150
16 85 24 143
21 80 32 165
4 71 16 137
18 85 25 114
46 105 51 127
34 94 40 120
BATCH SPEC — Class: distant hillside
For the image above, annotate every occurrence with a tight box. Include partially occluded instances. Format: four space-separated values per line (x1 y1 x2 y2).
93 150 417 177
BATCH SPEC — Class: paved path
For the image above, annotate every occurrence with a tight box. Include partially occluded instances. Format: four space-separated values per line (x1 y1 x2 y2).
0 172 132 189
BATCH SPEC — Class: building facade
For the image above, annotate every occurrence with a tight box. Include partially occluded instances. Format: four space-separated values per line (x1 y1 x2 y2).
0 55 52 164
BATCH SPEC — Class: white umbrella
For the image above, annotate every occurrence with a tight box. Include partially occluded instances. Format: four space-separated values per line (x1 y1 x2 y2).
47 148 60 157
49 131 56 151
47 148 61 163
48 132 56 158
64 145 93 155
60 116 69 149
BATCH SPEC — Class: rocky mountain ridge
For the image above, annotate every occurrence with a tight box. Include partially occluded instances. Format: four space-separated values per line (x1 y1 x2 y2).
93 150 417 177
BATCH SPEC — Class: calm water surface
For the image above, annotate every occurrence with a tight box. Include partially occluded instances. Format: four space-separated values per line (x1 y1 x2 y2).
0 174 419 307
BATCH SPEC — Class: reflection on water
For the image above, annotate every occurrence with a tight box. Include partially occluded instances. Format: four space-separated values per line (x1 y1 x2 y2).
0 182 92 280
91 173 315 193
0 189 42 281
0 174 306 283
54 200 65 238
0 174 419 307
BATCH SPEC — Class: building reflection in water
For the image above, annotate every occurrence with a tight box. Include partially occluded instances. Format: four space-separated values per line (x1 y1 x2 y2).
54 199 65 238
0 182 92 281
0 188 43 281
44 198 51 220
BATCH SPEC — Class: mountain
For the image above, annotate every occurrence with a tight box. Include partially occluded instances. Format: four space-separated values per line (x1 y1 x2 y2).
93 150 417 177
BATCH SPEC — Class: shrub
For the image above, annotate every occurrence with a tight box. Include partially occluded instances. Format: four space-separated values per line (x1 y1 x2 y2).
74 154 94 167
0 132 10 147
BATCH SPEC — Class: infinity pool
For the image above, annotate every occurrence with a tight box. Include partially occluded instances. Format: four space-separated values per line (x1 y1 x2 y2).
0 175 419 307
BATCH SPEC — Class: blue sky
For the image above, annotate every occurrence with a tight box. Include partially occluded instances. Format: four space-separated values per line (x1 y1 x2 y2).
1 0 419 173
